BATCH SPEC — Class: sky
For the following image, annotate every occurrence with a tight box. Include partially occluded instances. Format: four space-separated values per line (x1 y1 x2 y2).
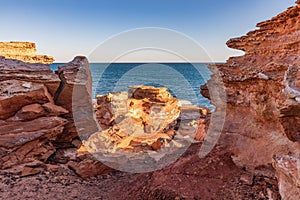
0 0 296 62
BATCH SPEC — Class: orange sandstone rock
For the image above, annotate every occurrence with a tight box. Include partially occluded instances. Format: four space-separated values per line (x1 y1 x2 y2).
0 42 54 64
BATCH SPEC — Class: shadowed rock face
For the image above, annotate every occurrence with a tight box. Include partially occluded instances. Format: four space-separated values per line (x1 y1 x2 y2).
0 56 67 172
54 56 98 143
0 42 54 64
202 1 300 198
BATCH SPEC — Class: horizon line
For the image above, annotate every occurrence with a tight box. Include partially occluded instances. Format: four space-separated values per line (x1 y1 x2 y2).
52 61 226 64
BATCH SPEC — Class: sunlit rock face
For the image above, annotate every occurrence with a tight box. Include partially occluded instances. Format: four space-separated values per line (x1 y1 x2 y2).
0 52 209 178
202 1 300 198
92 86 209 152
0 42 54 64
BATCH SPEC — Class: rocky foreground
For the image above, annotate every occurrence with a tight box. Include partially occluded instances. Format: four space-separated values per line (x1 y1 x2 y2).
1 1 300 199
0 53 280 199
0 50 209 176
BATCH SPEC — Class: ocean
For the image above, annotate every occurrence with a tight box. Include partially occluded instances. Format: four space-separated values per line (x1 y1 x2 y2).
50 63 212 108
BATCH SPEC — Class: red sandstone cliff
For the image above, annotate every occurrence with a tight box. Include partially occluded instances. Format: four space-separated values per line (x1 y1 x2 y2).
201 1 300 198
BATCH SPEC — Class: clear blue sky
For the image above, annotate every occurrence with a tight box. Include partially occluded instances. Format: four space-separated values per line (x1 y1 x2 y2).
0 0 296 62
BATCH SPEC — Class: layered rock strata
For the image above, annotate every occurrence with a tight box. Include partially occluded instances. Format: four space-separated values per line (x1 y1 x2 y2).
0 55 110 178
92 86 208 152
0 54 208 177
201 1 300 198
0 57 67 173
0 42 54 64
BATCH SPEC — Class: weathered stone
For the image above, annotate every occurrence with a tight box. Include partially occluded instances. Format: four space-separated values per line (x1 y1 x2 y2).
92 86 182 151
273 155 300 199
21 166 43 177
201 2 300 198
0 57 60 95
0 117 67 169
42 102 69 116
239 173 254 186
54 56 97 142
0 53 112 178
13 103 46 121
0 117 67 149
0 42 54 64
67 150 113 178
0 80 53 120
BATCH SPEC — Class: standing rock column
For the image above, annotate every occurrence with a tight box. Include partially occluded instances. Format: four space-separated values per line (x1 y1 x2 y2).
54 56 98 142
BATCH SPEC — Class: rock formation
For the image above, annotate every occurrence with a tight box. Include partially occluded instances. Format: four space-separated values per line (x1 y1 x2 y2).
273 155 300 199
0 56 67 174
1 2 300 199
201 1 300 198
0 54 208 177
90 86 208 151
0 55 111 178
0 42 54 64
79 86 208 173
54 56 98 142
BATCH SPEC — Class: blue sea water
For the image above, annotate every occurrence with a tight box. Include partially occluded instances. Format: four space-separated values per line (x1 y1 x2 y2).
51 63 212 107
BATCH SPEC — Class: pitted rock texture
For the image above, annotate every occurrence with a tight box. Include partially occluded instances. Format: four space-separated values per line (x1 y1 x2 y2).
273 155 300 200
0 42 54 64
202 1 300 199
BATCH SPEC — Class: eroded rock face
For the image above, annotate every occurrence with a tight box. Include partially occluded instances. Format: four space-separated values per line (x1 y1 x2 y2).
78 86 209 174
0 42 54 64
0 57 67 173
273 155 300 199
93 86 181 151
0 56 60 95
75 88 205 174
92 86 208 152
0 55 109 178
54 56 98 142
201 1 300 198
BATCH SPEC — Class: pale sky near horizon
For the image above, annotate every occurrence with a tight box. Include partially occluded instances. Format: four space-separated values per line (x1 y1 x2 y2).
0 0 296 62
